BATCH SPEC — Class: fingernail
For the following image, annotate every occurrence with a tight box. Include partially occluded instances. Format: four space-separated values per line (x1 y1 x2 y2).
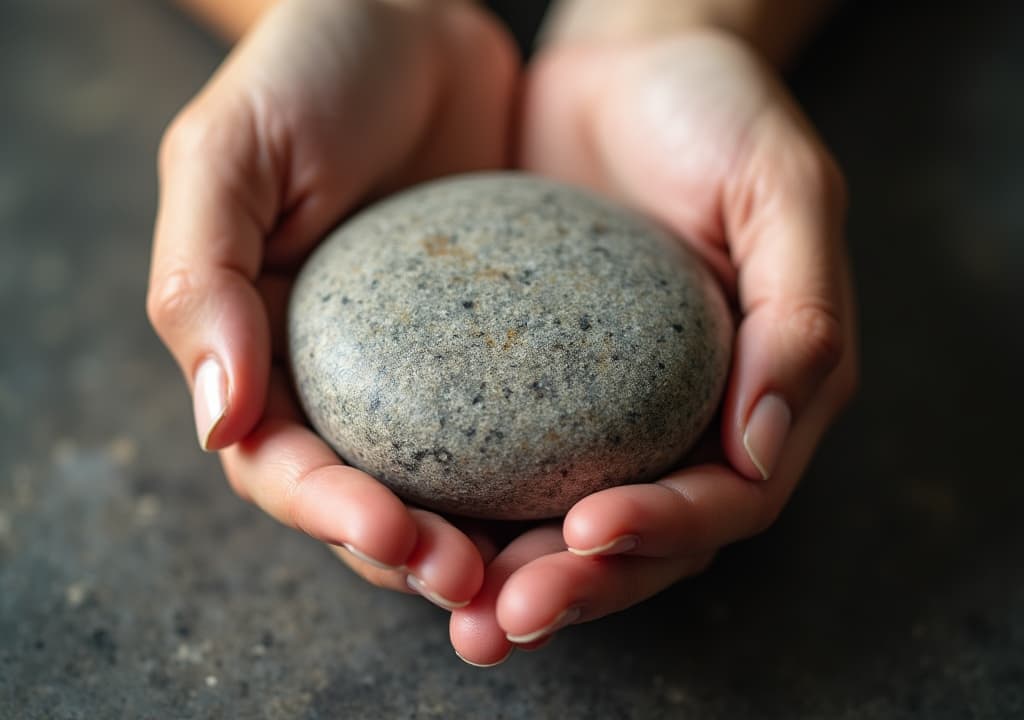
567 534 639 557
406 574 469 611
742 393 792 480
506 606 582 644
341 542 404 572
193 357 227 451
455 647 514 668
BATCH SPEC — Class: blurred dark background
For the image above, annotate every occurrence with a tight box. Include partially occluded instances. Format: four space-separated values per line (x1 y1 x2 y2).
1 1 1022 718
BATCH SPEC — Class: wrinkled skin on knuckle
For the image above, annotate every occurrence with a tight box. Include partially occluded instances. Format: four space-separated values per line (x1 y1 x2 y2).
146 267 200 341
158 104 212 178
788 302 845 380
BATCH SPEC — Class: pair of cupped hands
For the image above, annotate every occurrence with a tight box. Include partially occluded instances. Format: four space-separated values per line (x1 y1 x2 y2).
148 0 856 666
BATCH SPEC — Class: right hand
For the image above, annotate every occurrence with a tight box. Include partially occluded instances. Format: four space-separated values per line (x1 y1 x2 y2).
147 0 518 608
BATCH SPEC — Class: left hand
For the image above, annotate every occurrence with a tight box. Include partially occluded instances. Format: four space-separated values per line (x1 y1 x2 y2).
449 29 858 666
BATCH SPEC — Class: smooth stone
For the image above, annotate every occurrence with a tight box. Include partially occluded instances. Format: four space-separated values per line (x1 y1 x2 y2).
288 173 732 520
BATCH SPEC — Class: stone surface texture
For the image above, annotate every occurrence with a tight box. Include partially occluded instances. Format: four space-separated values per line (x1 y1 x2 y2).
3 2 1024 719
289 174 732 519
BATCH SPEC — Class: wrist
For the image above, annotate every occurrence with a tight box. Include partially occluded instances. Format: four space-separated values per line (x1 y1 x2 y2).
177 0 474 42
539 0 835 67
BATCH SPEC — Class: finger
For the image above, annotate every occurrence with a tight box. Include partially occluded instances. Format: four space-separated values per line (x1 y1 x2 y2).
325 510 485 609
562 464 766 558
717 111 851 481
403 509 485 610
496 550 714 644
148 98 278 452
220 370 418 569
150 0 437 450
449 524 564 667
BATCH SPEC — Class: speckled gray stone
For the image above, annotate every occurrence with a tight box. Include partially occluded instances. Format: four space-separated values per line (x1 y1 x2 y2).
288 173 732 519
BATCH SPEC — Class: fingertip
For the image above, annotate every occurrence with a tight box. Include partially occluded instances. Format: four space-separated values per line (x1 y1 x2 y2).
739 392 792 481
404 510 486 609
148 265 271 452
203 276 272 450
566 534 639 558
495 555 580 638
454 645 514 669
722 305 836 482
449 525 565 666
562 487 642 554
449 607 514 668
193 355 229 451
292 466 419 568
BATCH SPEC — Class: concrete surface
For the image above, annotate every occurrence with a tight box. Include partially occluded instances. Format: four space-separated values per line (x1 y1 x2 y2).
1 1 1022 718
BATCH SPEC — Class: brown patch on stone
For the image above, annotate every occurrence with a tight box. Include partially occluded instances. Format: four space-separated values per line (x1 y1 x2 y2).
474 267 512 281
502 328 521 351
422 234 472 260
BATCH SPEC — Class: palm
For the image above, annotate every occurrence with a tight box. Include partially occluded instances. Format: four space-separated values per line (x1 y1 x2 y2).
241 0 518 592
448 30 854 666
151 0 520 613
520 32 798 286
228 0 517 267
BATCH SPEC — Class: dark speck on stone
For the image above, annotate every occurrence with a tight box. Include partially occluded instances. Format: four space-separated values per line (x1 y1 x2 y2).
288 173 732 519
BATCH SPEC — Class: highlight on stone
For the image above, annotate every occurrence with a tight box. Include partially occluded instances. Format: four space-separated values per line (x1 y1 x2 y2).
288 173 732 520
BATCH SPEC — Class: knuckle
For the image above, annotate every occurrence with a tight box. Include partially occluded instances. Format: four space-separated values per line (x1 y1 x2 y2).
158 105 208 174
146 268 200 337
788 303 844 378
282 463 320 533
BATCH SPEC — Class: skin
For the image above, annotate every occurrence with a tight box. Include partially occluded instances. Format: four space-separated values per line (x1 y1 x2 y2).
149 0 857 667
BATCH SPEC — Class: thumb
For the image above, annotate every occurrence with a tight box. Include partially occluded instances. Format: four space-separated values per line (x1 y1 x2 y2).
147 103 278 451
721 112 851 481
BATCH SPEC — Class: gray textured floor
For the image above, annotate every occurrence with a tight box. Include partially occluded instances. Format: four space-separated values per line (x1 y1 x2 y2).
2 1 1022 718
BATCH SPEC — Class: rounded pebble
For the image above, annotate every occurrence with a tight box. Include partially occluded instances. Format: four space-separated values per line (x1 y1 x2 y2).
288 173 732 519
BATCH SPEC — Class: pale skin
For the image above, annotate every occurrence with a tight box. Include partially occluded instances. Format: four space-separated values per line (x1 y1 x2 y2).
148 0 857 666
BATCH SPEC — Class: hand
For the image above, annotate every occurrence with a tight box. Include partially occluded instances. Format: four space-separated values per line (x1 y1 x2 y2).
147 0 518 608
449 30 858 665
